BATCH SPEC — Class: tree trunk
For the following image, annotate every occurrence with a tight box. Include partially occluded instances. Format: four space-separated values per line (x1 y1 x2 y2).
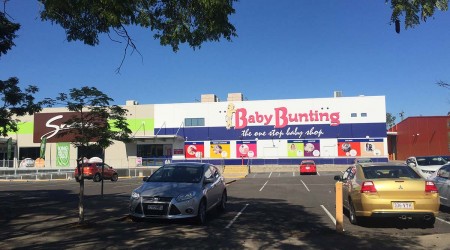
78 159 85 224
101 148 105 197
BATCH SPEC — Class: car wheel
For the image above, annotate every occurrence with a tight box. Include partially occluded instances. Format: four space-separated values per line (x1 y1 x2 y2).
111 174 118 182
196 199 207 225
131 216 143 222
423 216 435 228
348 200 358 225
93 173 101 182
217 190 227 212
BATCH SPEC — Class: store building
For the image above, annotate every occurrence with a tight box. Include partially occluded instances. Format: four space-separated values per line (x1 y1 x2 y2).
1 93 389 168
387 116 450 160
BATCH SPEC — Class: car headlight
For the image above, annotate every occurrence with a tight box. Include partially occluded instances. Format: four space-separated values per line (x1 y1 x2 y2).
131 191 140 199
176 191 196 202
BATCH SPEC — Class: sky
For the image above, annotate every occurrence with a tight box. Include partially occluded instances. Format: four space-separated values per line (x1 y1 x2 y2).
1 1 450 122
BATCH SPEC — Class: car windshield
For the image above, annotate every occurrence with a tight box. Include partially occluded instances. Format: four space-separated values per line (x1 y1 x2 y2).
147 165 204 183
362 165 421 179
416 157 447 166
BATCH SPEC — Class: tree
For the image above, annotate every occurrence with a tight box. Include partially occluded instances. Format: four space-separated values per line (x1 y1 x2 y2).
437 80 450 89
0 77 46 137
54 86 131 224
0 12 20 57
38 0 238 71
386 112 397 129
1 13 46 138
388 0 448 33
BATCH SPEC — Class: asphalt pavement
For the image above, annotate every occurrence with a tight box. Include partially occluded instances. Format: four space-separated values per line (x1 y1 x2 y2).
1 172 450 249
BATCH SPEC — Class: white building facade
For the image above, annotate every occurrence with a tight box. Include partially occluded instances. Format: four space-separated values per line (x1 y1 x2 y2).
1 94 388 168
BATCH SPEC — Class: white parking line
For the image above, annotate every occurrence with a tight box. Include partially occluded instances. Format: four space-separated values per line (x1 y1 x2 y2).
437 217 450 225
317 172 321 176
278 173 281 177
292 172 295 177
225 203 249 229
320 205 336 225
300 180 310 192
268 172 273 178
259 180 269 192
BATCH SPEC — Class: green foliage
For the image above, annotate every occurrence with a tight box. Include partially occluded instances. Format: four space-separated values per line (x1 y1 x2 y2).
55 86 132 149
0 12 20 58
388 0 448 30
436 80 450 89
386 112 397 129
38 0 237 52
0 77 44 136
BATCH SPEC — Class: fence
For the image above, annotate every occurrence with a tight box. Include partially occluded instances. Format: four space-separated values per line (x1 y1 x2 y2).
0 167 161 181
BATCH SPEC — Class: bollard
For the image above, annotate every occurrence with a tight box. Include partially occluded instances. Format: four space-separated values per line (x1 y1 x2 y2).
335 181 344 232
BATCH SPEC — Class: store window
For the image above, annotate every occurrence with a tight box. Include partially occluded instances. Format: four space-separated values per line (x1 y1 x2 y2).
361 113 367 117
185 118 205 127
19 147 40 160
137 144 167 158
351 113 357 117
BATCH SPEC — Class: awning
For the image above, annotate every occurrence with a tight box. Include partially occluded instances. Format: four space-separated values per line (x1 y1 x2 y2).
132 135 185 141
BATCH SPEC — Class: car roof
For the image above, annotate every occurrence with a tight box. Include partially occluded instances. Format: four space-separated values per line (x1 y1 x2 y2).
355 158 372 161
357 162 407 168
164 162 212 168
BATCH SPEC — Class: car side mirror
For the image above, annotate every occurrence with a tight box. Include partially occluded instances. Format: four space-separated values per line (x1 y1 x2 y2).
334 175 342 181
143 176 148 182
204 177 214 184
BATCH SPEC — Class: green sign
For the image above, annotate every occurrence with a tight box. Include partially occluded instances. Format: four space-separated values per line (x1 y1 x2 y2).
56 143 70 167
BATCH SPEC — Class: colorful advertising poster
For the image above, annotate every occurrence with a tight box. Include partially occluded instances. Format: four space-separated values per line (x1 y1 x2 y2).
236 141 257 158
303 140 321 157
185 142 204 159
338 139 362 157
288 140 321 157
56 142 70 167
360 139 384 156
287 140 304 157
210 141 230 158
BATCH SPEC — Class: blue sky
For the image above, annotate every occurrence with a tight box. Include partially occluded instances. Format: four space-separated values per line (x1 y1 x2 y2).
1 1 450 122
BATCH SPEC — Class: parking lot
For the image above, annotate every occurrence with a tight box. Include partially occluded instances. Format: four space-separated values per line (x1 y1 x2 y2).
1 171 450 249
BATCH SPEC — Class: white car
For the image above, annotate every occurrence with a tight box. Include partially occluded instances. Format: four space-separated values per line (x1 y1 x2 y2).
406 156 447 179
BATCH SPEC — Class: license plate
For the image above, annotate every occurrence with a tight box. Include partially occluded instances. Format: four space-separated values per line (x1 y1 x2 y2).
305 167 310 170
392 202 414 209
147 205 163 210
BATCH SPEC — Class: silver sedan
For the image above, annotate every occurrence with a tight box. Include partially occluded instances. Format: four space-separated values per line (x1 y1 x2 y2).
430 163 450 207
129 162 227 224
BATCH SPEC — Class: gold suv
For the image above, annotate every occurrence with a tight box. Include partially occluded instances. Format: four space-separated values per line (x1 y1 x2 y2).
334 163 439 227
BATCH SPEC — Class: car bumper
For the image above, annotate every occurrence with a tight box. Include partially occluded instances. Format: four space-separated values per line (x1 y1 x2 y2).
129 196 200 220
300 167 317 174
354 194 440 218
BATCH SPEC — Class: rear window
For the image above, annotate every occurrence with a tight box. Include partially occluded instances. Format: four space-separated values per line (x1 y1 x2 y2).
416 157 447 166
362 165 421 179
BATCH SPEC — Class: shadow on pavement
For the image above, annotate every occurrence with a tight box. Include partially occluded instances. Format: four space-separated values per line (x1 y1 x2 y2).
0 188 434 250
